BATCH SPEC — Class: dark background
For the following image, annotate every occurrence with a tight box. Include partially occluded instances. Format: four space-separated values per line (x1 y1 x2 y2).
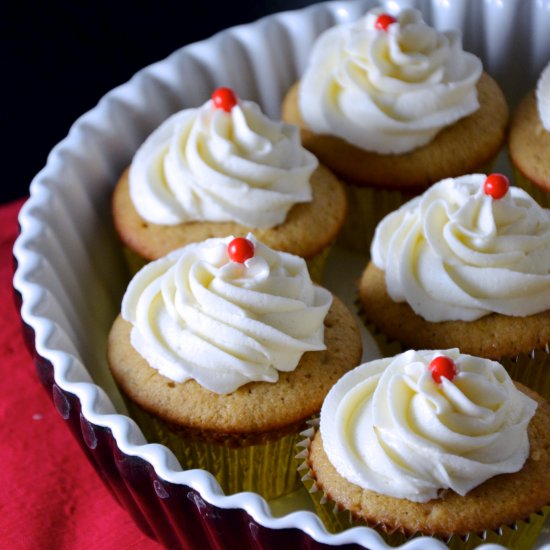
2 0 322 204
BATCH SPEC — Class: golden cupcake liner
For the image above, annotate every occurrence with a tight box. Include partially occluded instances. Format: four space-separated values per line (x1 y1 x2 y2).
297 422 550 550
355 292 550 401
305 245 332 283
354 293 404 358
125 397 301 500
499 347 550 402
122 243 331 283
122 245 148 275
337 185 408 255
338 157 499 256
510 167 550 208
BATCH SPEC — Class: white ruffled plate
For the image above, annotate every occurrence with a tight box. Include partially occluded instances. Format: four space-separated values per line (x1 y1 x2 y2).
13 1 550 548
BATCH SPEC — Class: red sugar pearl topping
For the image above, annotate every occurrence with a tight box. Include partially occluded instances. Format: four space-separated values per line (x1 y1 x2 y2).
211 87 238 113
227 237 254 264
375 13 397 31
429 356 457 384
483 173 510 199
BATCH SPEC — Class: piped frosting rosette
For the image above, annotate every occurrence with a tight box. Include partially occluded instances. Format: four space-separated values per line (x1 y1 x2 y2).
299 8 482 154
121 234 332 394
319 348 537 503
371 173 550 322
129 89 317 228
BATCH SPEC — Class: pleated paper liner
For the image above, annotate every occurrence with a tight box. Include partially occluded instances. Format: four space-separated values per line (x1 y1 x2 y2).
305 245 332 284
337 158 499 256
354 294 405 357
121 243 332 283
124 397 301 501
499 347 550 403
297 422 550 550
355 295 550 403
510 168 550 208
337 185 408 255
122 245 148 276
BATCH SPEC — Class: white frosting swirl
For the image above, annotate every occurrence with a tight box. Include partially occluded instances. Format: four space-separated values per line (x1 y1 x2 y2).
320 349 537 503
121 235 332 394
371 174 550 322
129 98 317 228
299 8 482 154
536 61 550 131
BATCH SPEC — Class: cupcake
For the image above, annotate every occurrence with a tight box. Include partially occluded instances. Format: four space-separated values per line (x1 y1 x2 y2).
509 60 550 207
112 87 347 280
282 8 508 252
299 349 550 549
358 173 550 399
107 234 362 499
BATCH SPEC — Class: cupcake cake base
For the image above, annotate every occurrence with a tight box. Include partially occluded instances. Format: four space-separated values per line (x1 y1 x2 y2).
358 262 550 400
282 73 508 253
299 382 550 549
108 294 363 501
112 164 347 280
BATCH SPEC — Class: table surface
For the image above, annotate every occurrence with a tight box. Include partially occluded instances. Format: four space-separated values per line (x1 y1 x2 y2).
1 198 160 549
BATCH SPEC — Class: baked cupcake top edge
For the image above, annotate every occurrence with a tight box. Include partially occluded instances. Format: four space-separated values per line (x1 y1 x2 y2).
370 173 550 322
298 7 483 155
129 87 318 229
319 348 537 503
121 234 332 394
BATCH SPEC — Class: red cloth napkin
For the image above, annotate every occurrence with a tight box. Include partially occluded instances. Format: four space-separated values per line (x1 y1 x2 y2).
0 199 161 550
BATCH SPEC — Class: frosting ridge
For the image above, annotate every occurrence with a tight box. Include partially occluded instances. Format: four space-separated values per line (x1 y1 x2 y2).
129 97 317 227
299 8 482 154
320 349 537 503
122 235 332 394
371 174 550 321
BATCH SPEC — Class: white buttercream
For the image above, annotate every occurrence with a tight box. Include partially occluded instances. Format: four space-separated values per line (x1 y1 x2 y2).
299 8 482 154
536 61 550 131
129 98 317 227
371 174 550 322
121 235 332 394
320 349 537 503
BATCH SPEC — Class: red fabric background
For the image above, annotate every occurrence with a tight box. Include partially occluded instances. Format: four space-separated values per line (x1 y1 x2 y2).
1 199 161 549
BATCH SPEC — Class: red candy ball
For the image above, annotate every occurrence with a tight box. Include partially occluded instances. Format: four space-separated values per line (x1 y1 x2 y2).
375 13 397 31
429 356 457 384
227 237 254 263
211 87 238 113
483 173 509 199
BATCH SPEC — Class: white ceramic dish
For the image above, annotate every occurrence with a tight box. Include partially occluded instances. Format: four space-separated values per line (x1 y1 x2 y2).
13 1 550 548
